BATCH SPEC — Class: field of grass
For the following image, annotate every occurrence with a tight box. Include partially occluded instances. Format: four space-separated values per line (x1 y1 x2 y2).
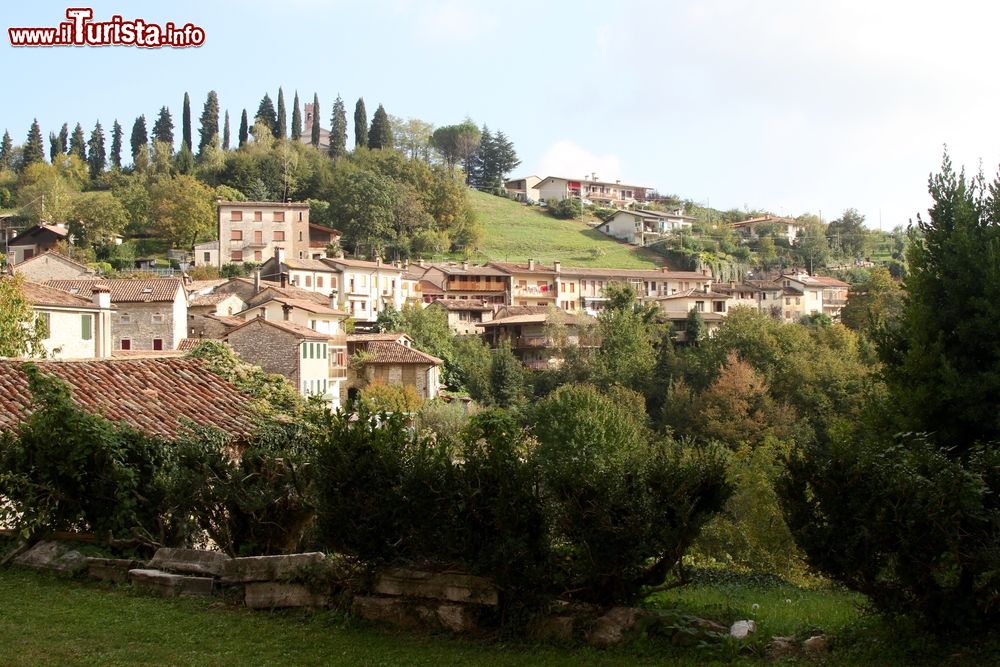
465 190 662 269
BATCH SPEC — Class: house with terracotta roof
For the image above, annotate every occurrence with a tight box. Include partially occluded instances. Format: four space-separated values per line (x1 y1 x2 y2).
5 224 70 265
12 251 96 282
652 287 733 339
46 278 187 352
345 333 442 401
427 299 495 336
216 200 319 267
732 215 805 245
534 176 650 208
489 259 557 307
480 306 597 370
0 357 257 439
595 209 696 246
234 294 348 339
13 278 113 359
781 272 850 321
323 256 406 325
419 261 509 306
553 264 712 315
503 175 541 202
225 317 348 408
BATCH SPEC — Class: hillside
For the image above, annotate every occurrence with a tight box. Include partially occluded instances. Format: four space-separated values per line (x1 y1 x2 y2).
466 190 662 269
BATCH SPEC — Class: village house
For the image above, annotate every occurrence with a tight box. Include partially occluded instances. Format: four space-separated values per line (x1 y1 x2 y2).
323 256 406 325
224 317 348 408
234 294 348 338
503 175 541 202
595 209 696 246
534 176 650 208
258 254 341 295
427 299 495 336
418 261 509 305
553 265 713 315
5 223 71 264
345 332 442 402
46 278 188 352
12 251 96 282
732 215 806 245
490 260 558 308
480 306 597 370
14 278 113 359
217 200 334 266
0 356 257 440
713 282 765 310
782 272 850 321
653 287 733 339
192 239 219 267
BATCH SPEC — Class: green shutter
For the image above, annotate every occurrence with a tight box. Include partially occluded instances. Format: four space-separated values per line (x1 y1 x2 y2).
302 343 307 359
81 314 92 340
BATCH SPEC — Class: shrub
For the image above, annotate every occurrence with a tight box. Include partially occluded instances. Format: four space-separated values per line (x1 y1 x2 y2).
549 197 582 219
358 382 422 414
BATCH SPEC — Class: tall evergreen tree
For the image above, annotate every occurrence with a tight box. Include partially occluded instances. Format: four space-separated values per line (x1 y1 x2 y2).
368 104 392 150
182 92 192 151
255 94 277 137
222 110 231 150
329 95 348 159
354 97 368 148
238 109 249 147
291 91 302 140
310 93 321 147
197 90 220 156
130 115 148 160
152 107 174 149
58 123 69 154
276 87 287 139
491 130 520 182
68 123 87 162
0 131 13 170
48 133 61 163
23 120 45 168
110 120 123 169
87 120 106 179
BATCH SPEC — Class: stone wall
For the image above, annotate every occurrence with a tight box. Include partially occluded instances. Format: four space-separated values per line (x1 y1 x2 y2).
113 302 181 351
226 321 300 389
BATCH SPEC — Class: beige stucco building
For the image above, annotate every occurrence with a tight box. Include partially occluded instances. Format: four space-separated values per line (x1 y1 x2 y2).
16 279 113 359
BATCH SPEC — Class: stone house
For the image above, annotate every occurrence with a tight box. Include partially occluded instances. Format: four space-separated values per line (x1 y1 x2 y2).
12 251 96 282
427 299 494 336
345 333 442 402
217 200 312 266
46 278 188 352
5 224 70 265
16 278 113 359
652 288 733 340
225 317 347 408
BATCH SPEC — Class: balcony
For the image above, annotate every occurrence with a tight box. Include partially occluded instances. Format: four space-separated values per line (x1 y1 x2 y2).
511 285 554 297
514 336 549 349
446 281 507 292
241 239 267 250
328 366 348 379
825 298 848 306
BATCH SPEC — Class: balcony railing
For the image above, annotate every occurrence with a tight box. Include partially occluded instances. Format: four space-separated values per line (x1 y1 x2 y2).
328 366 348 379
446 281 507 292
511 285 554 297
514 336 550 349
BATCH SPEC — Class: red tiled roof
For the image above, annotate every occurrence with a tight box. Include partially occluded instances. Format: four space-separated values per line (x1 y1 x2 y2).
12 250 95 274
361 340 442 366
46 279 183 303
0 357 257 439
14 278 103 310
347 332 412 343
246 285 329 308
225 317 334 341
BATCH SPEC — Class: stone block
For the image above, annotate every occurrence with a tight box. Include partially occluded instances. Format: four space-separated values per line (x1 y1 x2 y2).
147 548 230 577
373 567 498 606
14 541 88 575
352 596 479 633
129 568 214 597
587 607 646 648
245 582 326 609
87 558 143 583
223 552 325 584
528 615 577 642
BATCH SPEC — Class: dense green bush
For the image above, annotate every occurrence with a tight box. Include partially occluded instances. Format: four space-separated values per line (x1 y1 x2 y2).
548 197 582 219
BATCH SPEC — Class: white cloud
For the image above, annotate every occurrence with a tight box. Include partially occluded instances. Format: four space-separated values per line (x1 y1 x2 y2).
536 140 625 183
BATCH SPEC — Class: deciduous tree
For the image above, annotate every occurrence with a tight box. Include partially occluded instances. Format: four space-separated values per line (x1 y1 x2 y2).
148 174 215 248
0 274 48 358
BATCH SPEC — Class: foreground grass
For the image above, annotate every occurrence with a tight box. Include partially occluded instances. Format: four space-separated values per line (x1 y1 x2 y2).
467 189 662 269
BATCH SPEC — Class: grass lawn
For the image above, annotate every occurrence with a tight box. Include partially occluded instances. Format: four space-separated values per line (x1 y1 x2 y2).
466 190 663 269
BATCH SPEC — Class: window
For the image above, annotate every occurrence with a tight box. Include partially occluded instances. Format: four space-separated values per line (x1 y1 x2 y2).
298 231 303 241
203 252 211 262
695 301 705 312
254 230 263 243
785 298 791 306
231 229 243 241
120 312 131 324
274 211 285 222
231 251 243 262
120 338 131 350
151 313 164 324
305 276 312 287
254 211 262 222
81 314 92 340
714 301 725 313
153 339 163 351
298 212 303 222
337 351 346 366
254 250 262 261
230 211 242 221
317 276 324 288
302 343 308 359
273 230 285 242
795 297 801 305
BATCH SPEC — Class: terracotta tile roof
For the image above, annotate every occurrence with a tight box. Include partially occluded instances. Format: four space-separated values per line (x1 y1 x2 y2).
430 262 509 277
732 215 803 228
283 258 339 271
347 332 412 344
46 279 183 303
361 340 442 366
428 300 494 312
655 289 733 300
558 266 708 280
236 296 346 317
8 224 69 246
177 338 200 351
325 257 403 271
14 278 103 310
12 251 95 274
218 200 310 208
225 317 334 341
488 261 557 274
111 349 186 358
0 357 257 439
246 285 329 308
189 292 244 307
205 313 244 328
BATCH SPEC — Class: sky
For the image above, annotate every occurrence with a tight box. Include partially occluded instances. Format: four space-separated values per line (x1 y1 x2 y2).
3 0 999 229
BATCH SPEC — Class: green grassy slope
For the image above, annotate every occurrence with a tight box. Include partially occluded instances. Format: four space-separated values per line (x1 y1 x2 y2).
466 190 662 269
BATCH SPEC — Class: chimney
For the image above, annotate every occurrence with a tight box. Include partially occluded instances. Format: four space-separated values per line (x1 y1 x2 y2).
281 303 292 321
280 272 288 288
554 261 561 273
276 247 286 266
418 258 426 268
376 256 382 267
528 259 535 271
404 259 410 270
91 285 111 310
704 284 710 293
254 268 261 292
462 260 469 271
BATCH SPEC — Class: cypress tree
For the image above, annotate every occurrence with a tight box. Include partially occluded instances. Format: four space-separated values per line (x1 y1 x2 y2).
68 123 87 162
276 87 287 139
329 95 347 159
130 115 148 160
291 91 302 140
58 123 69 154
110 120 123 169
222 110 231 150
198 90 220 156
238 109 249 147
367 104 392 150
152 107 174 149
310 94 321 148
354 97 367 148
0 130 13 170
87 120 106 179
255 94 277 136
182 91 192 151
24 120 46 167
48 133 61 163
